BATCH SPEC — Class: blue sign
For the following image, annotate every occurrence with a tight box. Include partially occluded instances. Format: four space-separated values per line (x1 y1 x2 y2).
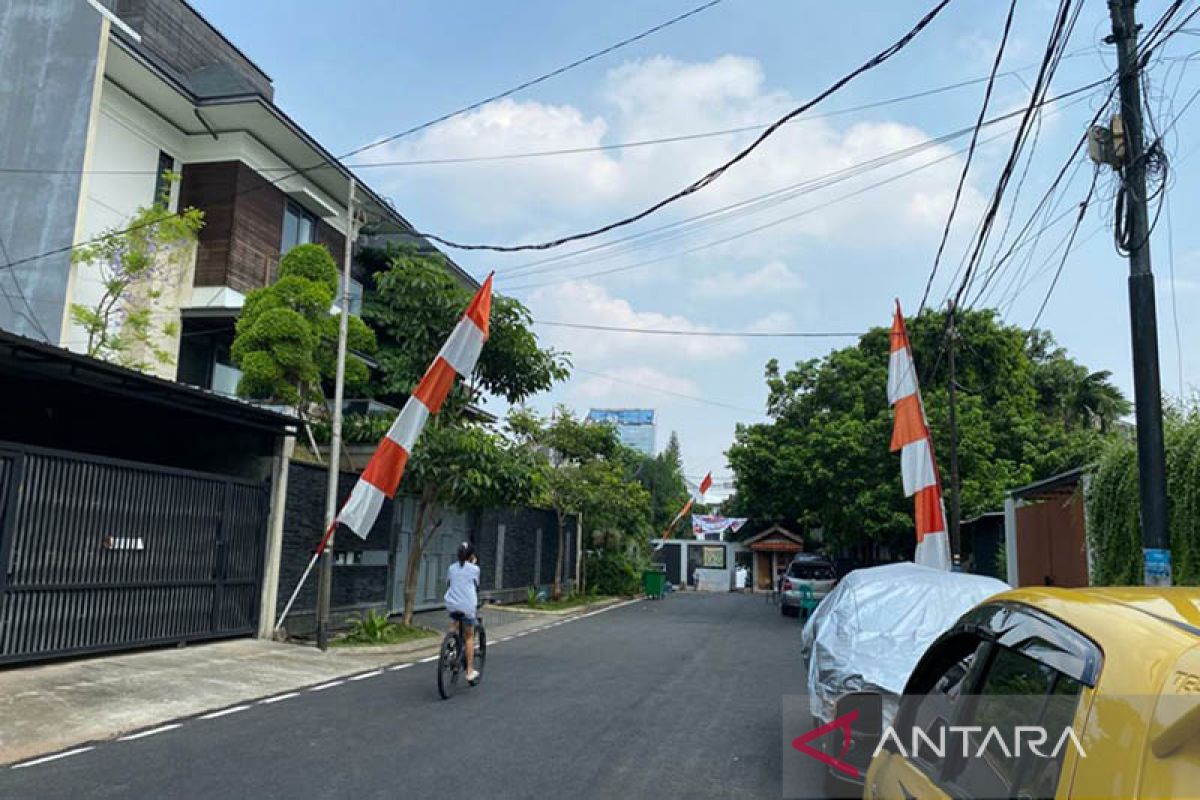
587 409 654 425
1144 548 1173 586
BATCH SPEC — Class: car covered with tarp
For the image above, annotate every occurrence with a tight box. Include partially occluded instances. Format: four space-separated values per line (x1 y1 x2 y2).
800 562 1008 725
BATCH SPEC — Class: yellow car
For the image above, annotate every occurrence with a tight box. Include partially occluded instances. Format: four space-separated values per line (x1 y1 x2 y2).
863 587 1200 799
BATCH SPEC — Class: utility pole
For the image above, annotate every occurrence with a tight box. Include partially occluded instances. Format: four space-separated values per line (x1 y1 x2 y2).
1107 0 1172 586
946 300 962 564
316 179 359 649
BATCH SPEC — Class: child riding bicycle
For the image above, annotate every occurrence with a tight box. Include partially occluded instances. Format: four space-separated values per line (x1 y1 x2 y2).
444 541 480 683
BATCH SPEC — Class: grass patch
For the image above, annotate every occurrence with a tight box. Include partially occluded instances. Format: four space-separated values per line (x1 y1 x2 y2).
330 610 438 647
515 593 611 611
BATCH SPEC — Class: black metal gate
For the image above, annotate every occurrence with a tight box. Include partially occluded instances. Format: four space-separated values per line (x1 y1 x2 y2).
0 443 270 664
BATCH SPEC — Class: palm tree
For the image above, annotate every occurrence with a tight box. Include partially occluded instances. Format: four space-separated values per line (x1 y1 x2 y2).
1073 370 1131 433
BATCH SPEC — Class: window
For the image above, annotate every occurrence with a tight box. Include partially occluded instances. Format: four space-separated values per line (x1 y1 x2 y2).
786 562 835 580
153 151 175 206
946 646 1083 800
281 200 317 254
688 545 725 570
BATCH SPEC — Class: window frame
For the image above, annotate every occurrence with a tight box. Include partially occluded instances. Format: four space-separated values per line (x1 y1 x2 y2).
281 199 319 254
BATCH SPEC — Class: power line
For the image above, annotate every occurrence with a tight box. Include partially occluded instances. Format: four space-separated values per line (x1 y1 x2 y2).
1026 167 1100 332
337 0 728 161
0 51 1096 177
498 82 1099 284
0 0 724 275
500 115 1029 291
919 0 1018 313
0 232 52 342
416 0 956 253
571 366 766 416
534 320 862 337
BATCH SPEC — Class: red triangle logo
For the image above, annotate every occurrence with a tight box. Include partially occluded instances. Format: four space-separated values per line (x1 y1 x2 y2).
791 709 859 778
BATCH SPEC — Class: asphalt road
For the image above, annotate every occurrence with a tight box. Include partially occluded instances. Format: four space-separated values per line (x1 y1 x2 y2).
1 593 823 799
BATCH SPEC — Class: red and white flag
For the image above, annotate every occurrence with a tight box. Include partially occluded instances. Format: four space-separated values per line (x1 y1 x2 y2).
698 471 713 497
888 301 951 571
338 274 493 538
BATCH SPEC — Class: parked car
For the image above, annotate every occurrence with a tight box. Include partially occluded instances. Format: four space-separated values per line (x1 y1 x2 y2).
861 587 1200 799
780 554 838 617
799 563 1008 795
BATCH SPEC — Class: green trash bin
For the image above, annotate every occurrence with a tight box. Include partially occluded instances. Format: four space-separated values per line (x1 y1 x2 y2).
642 568 666 599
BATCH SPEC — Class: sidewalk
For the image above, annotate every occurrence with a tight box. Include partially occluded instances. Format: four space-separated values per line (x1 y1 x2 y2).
0 598 622 766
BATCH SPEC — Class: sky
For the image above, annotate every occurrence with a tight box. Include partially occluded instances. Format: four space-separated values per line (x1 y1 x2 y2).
193 0 1200 495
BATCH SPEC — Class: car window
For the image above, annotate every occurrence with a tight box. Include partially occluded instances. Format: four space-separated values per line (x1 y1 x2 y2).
947 646 1083 800
786 563 835 580
896 633 986 779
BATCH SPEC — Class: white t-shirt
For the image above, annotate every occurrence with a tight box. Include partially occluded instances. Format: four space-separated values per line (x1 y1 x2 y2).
444 561 480 614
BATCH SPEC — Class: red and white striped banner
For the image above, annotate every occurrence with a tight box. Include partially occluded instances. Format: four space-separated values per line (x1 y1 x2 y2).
338 274 493 538
888 301 951 571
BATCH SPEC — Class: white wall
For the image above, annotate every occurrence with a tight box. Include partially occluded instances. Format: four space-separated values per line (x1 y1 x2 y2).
65 79 189 375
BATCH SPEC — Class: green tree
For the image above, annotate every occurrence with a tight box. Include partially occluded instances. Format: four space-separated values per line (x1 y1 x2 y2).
70 176 204 371
231 243 376 408
362 244 569 621
633 431 691 534
727 308 1124 557
508 407 652 599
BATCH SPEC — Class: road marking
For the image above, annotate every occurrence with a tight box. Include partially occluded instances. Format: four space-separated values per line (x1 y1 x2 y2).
497 636 512 642
418 655 438 663
119 724 182 741
349 669 383 681
388 663 413 671
309 680 345 692
200 705 250 720
260 692 300 704
12 747 94 769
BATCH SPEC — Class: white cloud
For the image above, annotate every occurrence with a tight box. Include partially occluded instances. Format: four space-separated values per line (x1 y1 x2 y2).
367 54 988 258
529 280 745 362
693 260 803 298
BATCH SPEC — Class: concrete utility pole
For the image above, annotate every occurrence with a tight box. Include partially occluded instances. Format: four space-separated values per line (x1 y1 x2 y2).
946 300 962 562
316 179 359 649
1107 0 1172 586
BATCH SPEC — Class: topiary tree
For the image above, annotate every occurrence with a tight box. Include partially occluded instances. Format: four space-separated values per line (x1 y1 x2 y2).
231 243 375 409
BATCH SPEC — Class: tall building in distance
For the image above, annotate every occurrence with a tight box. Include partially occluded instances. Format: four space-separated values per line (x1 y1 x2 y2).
587 408 656 455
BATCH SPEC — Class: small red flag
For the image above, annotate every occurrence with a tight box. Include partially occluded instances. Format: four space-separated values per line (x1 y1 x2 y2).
699 472 713 496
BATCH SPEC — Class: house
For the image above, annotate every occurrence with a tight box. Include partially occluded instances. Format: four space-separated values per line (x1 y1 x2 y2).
1 0 473 392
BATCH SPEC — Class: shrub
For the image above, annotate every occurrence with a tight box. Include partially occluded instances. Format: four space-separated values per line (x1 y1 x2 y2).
586 549 645 596
345 610 396 643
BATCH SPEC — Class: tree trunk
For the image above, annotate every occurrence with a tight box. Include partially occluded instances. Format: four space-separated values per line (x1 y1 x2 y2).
401 486 441 626
552 510 566 601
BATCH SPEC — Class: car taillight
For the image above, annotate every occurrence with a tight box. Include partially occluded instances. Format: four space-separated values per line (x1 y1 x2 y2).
784 578 795 591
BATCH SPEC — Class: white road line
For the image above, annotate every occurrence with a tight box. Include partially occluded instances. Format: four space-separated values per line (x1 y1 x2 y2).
118 724 182 741
349 669 383 681
309 680 344 692
418 655 438 663
497 637 513 642
388 663 413 671
260 692 300 704
12 747 94 769
200 705 250 720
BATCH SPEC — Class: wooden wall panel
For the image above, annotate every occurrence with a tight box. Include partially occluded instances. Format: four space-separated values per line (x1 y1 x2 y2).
229 164 285 294
179 162 237 287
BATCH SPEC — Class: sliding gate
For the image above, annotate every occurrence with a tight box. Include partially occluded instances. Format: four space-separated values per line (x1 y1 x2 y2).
0 443 270 664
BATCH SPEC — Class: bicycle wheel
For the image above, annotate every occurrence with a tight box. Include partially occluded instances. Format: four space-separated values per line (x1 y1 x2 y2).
471 624 486 684
436 633 461 700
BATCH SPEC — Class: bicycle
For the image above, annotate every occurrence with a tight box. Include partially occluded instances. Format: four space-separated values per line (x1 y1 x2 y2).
436 608 486 699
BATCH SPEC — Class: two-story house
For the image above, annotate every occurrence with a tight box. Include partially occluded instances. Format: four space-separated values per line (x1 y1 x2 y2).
1 0 473 390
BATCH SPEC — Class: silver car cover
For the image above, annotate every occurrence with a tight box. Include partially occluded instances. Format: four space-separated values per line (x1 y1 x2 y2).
800 562 1009 724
